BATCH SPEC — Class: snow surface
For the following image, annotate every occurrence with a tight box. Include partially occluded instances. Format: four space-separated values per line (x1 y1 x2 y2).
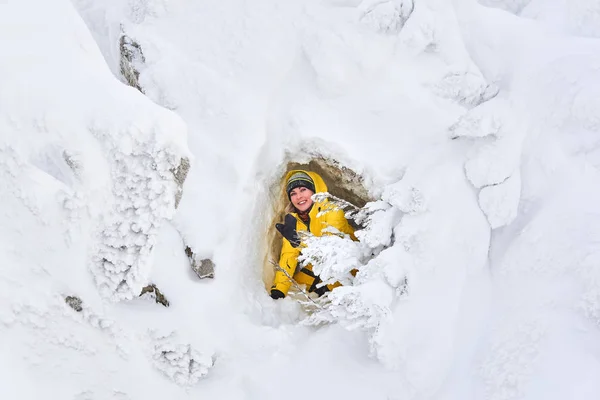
2 0 600 398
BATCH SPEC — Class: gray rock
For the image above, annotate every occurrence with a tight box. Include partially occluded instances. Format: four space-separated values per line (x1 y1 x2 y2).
185 247 215 279
140 284 170 307
65 295 83 312
172 157 190 208
119 34 145 93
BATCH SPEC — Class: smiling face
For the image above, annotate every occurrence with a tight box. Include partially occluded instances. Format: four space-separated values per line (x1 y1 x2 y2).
289 186 315 213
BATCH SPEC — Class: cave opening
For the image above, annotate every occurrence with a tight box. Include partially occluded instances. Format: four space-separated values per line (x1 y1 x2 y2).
262 157 371 291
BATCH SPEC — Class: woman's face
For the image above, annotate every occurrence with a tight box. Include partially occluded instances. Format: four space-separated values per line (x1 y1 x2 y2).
290 186 314 213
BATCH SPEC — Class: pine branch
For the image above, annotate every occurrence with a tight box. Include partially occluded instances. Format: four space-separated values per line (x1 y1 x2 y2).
269 259 323 310
313 192 360 211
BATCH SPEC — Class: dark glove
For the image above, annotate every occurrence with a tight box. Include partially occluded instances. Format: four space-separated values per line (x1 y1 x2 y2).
276 214 300 247
270 289 285 299
308 274 331 297
314 285 330 297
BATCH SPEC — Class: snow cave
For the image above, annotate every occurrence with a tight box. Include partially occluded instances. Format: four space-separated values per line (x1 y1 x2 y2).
262 157 370 293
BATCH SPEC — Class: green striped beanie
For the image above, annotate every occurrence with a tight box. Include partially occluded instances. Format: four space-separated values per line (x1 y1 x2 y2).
286 172 315 199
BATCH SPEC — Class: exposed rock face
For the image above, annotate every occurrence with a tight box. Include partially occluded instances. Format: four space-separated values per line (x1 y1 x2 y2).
65 296 83 312
140 284 170 307
185 247 215 279
172 157 190 209
119 34 145 93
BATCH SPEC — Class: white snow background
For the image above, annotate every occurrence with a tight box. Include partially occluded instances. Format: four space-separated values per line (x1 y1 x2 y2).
2 0 600 399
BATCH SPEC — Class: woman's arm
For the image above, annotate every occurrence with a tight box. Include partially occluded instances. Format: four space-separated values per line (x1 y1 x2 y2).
322 207 357 240
271 237 301 297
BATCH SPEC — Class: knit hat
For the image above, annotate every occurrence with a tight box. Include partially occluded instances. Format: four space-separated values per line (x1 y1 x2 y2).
286 171 315 199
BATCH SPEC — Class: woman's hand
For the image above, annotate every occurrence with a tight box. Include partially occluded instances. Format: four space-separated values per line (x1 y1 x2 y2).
276 214 300 247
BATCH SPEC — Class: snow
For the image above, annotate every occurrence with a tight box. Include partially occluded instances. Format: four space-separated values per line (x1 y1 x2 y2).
2 0 600 399
480 0 600 38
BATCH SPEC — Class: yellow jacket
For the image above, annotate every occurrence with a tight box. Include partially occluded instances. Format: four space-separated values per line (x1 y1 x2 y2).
271 170 356 297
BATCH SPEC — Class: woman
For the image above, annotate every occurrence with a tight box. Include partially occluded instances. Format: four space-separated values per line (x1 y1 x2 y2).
270 170 356 299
